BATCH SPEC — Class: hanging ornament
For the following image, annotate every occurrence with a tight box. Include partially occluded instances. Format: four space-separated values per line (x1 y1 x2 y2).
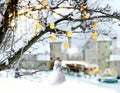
42 0 48 6
80 5 87 11
64 42 69 48
50 23 55 29
36 23 42 30
66 31 73 37
50 35 56 41
92 23 98 29
82 13 89 19
46 7 51 11
8 0 11 3
92 31 98 39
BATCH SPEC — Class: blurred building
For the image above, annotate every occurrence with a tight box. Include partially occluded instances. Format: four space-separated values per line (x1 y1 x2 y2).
84 34 120 77
50 42 62 60
84 39 98 65
96 35 113 76
19 53 50 70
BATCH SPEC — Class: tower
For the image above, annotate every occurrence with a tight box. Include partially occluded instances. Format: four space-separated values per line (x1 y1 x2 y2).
50 42 62 60
97 35 111 76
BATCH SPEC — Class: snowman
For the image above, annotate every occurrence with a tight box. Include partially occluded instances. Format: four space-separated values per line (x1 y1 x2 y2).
48 57 65 85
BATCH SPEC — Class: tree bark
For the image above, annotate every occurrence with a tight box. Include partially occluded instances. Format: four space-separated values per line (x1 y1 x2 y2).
0 27 51 71
0 0 18 44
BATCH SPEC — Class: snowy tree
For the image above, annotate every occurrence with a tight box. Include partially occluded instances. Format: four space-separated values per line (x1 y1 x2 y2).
0 0 120 70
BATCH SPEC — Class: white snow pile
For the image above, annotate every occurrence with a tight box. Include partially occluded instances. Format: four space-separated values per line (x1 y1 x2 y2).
0 69 119 93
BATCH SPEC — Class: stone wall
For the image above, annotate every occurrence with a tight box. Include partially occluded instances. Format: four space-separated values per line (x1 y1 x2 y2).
113 61 120 77
101 62 116 77
20 61 49 70
19 54 49 70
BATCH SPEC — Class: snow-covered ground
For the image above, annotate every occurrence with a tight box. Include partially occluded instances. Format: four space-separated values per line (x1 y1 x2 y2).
0 69 120 93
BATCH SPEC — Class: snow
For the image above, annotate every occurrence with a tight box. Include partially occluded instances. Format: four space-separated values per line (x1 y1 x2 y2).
88 0 120 11
0 69 120 93
0 53 9 65
97 34 111 41
37 54 50 61
110 54 120 61
67 47 78 54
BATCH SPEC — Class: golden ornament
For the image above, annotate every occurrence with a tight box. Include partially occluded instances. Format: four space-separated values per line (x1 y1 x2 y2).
50 35 56 41
82 13 89 19
80 5 87 11
64 42 69 48
92 23 98 29
66 31 73 37
50 23 55 29
92 31 98 39
36 23 42 30
42 0 48 6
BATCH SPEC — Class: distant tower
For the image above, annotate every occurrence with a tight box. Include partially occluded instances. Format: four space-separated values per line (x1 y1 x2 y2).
97 35 111 76
84 39 98 64
50 42 62 60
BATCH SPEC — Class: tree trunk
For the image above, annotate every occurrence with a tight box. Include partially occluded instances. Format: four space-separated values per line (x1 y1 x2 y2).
0 0 18 44
0 27 50 71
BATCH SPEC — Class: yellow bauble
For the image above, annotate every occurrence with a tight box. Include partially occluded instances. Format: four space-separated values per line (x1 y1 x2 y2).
50 35 56 41
50 23 55 29
82 13 89 19
66 31 73 37
42 0 48 6
36 23 42 30
92 23 98 29
46 7 51 11
64 42 69 48
92 31 98 39
8 0 11 3
80 5 87 11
